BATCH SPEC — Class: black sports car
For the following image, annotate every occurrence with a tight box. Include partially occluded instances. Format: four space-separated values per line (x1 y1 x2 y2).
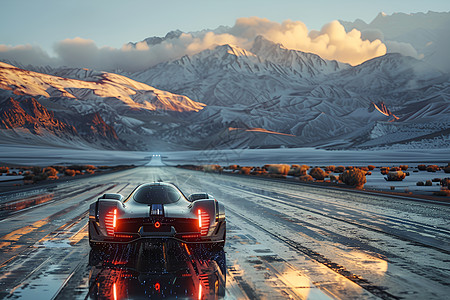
88 182 226 247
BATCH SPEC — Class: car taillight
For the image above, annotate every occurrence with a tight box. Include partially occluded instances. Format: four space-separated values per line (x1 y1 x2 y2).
198 209 210 236
105 209 116 236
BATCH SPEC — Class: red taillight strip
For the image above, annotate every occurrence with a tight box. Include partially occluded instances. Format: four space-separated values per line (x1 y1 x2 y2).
105 209 116 236
198 209 210 236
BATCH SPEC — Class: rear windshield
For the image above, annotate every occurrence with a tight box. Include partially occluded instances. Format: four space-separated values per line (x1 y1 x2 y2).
133 185 182 204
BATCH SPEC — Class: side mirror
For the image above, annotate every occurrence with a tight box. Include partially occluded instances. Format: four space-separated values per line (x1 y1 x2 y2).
187 193 211 202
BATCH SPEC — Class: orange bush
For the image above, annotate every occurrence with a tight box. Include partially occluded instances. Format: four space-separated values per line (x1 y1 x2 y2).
309 167 326 180
339 168 367 189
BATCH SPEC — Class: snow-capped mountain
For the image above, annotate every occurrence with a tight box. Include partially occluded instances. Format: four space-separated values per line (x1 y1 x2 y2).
1 27 449 151
0 62 206 150
127 37 449 149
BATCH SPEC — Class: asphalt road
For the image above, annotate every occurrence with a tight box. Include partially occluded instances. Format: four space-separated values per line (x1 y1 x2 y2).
0 165 449 299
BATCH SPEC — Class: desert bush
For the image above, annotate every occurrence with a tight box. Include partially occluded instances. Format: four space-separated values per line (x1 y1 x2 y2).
43 167 58 180
85 165 97 170
325 165 336 172
329 174 338 182
265 164 290 176
385 171 406 181
85 169 95 175
346 166 354 170
416 181 424 186
203 164 222 172
399 165 409 170
432 178 441 182
251 167 267 176
0 166 9 174
441 178 450 187
380 167 390 175
226 165 240 171
425 180 432 186
339 168 367 189
366 171 372 175
426 165 440 172
287 164 309 176
335 166 345 173
391 167 401 171
309 167 327 180
239 166 252 175
360 167 369 172
444 166 450 173
299 175 314 182
65 169 76 177
368 165 376 170
417 164 427 171
51 165 66 172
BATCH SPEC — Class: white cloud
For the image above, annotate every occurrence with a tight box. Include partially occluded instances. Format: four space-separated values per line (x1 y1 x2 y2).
0 17 389 71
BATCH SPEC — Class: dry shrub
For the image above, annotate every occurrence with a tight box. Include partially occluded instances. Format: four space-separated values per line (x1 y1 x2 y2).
346 166 354 170
335 166 345 173
251 167 267 176
360 167 369 172
227 165 240 171
416 181 424 186
0 166 9 174
65 169 76 176
85 169 95 174
366 171 372 175
288 164 309 176
339 168 367 189
385 171 406 181
325 165 336 172
425 180 432 186
417 164 427 171
43 167 58 180
265 164 290 176
329 174 338 182
299 175 314 182
391 167 401 171
441 178 450 187
368 165 376 170
444 166 450 173
380 167 390 175
239 166 252 175
309 167 327 180
432 178 441 182
203 164 222 172
426 165 440 172
399 165 409 170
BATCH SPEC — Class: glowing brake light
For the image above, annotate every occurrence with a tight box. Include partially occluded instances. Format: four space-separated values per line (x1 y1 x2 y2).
198 209 210 236
105 209 117 236
198 284 203 300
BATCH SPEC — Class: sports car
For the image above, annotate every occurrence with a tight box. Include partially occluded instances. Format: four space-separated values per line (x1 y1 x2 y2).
88 182 226 247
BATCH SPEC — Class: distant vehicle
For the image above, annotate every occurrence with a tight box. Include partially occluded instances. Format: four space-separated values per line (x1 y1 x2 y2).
88 182 226 248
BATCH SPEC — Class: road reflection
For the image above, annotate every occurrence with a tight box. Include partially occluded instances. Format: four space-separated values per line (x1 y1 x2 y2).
88 240 226 299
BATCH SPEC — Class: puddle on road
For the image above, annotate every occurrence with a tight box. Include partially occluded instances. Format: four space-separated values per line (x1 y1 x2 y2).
10 264 68 300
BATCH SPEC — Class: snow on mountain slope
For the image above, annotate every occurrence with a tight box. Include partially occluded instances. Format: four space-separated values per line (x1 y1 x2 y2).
0 62 205 113
127 37 449 149
1 32 449 151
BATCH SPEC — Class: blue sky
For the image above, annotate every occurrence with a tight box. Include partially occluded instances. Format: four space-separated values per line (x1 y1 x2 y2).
1 0 448 54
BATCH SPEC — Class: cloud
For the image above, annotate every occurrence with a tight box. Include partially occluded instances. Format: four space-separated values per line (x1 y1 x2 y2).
0 17 388 72
0 44 56 66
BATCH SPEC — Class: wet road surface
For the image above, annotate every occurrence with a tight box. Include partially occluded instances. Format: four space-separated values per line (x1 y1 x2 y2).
0 166 449 299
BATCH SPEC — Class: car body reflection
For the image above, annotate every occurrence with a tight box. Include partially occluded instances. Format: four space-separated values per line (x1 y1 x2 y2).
88 240 226 299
